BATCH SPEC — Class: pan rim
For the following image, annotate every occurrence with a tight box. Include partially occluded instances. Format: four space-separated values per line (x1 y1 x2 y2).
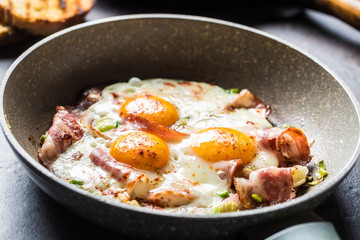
1 13 360 220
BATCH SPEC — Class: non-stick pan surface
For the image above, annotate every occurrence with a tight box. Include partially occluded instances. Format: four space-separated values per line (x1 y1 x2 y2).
1 14 359 239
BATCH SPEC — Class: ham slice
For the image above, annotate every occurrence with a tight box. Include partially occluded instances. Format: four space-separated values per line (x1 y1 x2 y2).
89 148 158 199
253 127 311 167
234 166 295 209
75 87 103 111
124 114 189 141
39 106 84 164
212 159 244 188
226 89 271 117
147 188 194 207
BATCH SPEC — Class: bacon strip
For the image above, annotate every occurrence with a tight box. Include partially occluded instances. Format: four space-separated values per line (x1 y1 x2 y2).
212 159 244 188
89 148 157 198
254 127 311 167
39 106 84 163
90 148 132 181
234 166 295 209
64 87 103 116
75 87 102 111
225 89 271 117
124 114 189 141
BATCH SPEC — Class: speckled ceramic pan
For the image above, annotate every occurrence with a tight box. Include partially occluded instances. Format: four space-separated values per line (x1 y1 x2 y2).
1 14 359 239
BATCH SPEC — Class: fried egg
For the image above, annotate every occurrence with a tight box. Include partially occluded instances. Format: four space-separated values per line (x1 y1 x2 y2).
51 78 278 213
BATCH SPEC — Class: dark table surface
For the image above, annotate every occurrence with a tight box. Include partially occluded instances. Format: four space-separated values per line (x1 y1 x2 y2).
1 1 360 240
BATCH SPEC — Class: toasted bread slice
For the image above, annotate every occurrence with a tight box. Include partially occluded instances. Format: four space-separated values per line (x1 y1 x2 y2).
0 22 29 46
0 0 94 36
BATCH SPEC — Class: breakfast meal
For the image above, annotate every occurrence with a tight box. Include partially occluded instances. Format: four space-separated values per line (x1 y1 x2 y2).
0 0 94 45
38 78 327 214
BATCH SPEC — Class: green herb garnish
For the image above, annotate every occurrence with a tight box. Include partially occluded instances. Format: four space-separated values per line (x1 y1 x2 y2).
216 190 230 198
251 194 263 203
225 88 240 94
40 134 47 146
95 117 118 132
316 160 328 179
306 160 328 186
211 201 238 213
178 116 191 126
283 124 295 128
69 180 84 186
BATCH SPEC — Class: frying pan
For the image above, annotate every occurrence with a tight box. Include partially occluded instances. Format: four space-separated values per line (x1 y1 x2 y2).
1 14 359 239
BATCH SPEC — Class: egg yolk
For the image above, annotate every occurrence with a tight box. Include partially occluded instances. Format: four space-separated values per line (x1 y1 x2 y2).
120 95 179 127
192 127 255 162
110 132 170 170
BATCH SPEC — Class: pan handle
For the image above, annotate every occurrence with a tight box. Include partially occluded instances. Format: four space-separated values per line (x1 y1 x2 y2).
299 0 360 30
242 210 341 240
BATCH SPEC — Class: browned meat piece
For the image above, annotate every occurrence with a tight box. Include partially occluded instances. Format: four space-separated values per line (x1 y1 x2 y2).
212 159 244 188
90 148 157 199
234 167 295 209
39 106 84 164
138 200 164 210
124 114 189 141
90 148 132 182
75 87 103 111
147 188 194 207
225 89 271 117
254 127 311 167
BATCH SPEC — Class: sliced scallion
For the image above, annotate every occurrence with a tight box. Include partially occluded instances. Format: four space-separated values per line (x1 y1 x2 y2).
211 201 238 213
251 194 263 203
96 117 118 132
224 88 240 94
216 190 230 198
40 134 47 145
69 180 84 187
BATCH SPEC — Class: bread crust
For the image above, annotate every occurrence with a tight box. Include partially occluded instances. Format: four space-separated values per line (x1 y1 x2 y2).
0 0 95 36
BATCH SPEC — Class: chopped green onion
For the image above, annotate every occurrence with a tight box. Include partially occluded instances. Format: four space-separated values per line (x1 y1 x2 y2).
251 194 263 203
216 190 230 198
225 88 240 94
40 134 47 145
306 160 328 186
306 176 313 182
96 117 118 132
178 116 191 126
283 124 295 128
69 180 84 187
315 160 328 179
211 201 238 213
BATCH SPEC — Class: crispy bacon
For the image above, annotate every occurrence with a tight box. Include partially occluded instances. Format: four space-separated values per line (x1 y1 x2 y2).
89 148 156 198
65 87 103 116
75 87 103 111
212 159 244 188
234 167 295 209
39 106 84 164
254 127 311 167
124 114 189 141
225 89 271 117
